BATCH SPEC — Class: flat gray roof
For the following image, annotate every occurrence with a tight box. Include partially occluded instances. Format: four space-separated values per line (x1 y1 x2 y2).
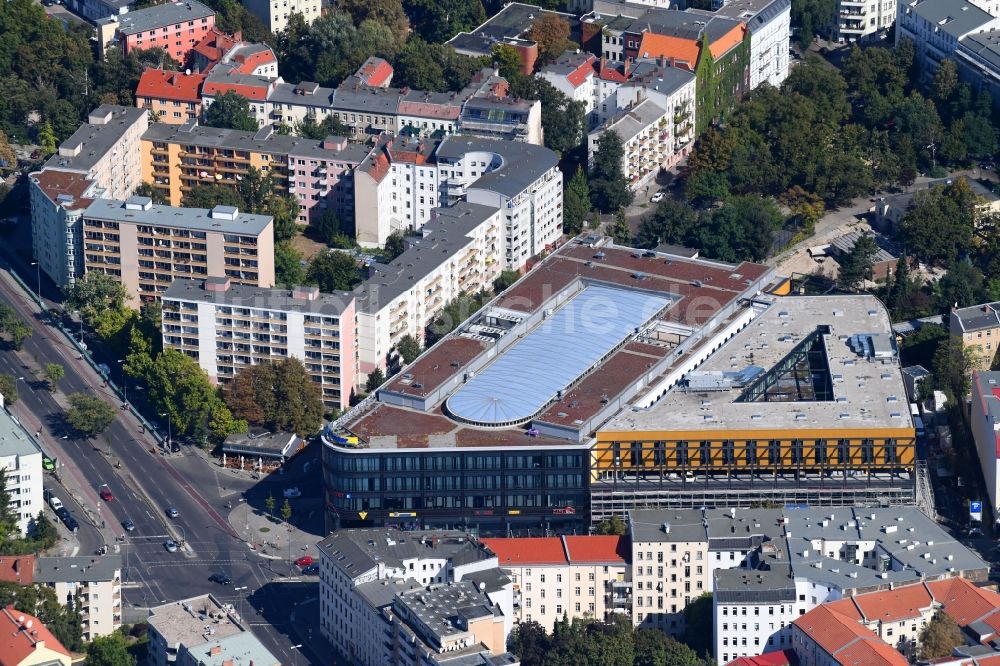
0 407 40 459
436 136 559 198
597 98 669 143
192 631 280 666
45 106 147 174
115 0 214 35
604 295 914 434
34 556 121 583
318 529 493 580
354 202 498 313
83 198 273 236
630 508 707 543
395 581 500 644
332 85 402 115
904 0 996 38
268 81 336 108
148 594 244 646
163 280 355 316
447 284 673 425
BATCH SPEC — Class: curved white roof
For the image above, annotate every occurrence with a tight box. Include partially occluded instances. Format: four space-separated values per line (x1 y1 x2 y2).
446 284 672 425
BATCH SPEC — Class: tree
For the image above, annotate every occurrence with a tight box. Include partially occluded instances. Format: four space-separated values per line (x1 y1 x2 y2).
694 195 783 262
608 209 631 245
509 76 585 154
0 375 17 405
899 181 976 266
275 242 306 286
65 393 116 437
937 261 985 311
590 132 633 213
637 200 699 249
933 338 980 401
526 14 575 67
44 363 63 391
563 167 591 236
0 470 18 543
280 498 293 523
366 367 386 393
86 632 136 666
493 43 523 80
294 113 352 140
339 0 409 39
403 0 486 44
790 0 835 46
314 210 351 247
920 610 964 660
223 358 324 436
132 182 168 205
634 629 702 666
0 130 16 173
204 92 259 131
264 493 276 518
307 251 362 292
396 334 422 364
837 233 878 291
65 272 130 324
682 594 713 656
384 230 407 261
182 183 244 210
594 515 626 535
38 122 57 156
493 269 520 293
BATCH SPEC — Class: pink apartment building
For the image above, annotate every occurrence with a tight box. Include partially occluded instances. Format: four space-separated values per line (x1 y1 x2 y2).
112 0 216 65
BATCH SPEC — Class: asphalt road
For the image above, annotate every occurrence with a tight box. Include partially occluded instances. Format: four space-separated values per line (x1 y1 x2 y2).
0 261 321 665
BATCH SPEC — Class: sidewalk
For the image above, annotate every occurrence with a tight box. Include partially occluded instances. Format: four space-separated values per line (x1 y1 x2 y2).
227 499 323 564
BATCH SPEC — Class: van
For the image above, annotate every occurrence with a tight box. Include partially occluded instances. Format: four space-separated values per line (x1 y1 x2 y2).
48 496 63 512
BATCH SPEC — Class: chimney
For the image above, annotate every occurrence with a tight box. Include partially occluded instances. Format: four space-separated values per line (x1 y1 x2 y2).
204 276 231 293
292 286 319 301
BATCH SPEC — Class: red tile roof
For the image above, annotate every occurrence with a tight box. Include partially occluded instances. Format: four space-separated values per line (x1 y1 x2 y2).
136 68 205 103
481 537 567 565
852 583 933 623
835 639 907 666
191 27 238 64
563 536 626 563
598 58 627 82
356 56 394 88
0 605 70 666
928 577 1000 628
725 650 796 666
566 54 597 88
793 605 873 656
0 557 33 585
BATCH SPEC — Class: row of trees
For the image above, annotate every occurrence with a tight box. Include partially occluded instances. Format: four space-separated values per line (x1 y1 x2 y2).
508 616 711 666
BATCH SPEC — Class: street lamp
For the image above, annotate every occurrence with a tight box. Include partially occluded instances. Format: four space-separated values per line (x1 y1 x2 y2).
29 261 41 308
290 644 303 666
74 311 84 346
159 412 172 452
233 586 248 620
13 376 24 410
117 359 128 406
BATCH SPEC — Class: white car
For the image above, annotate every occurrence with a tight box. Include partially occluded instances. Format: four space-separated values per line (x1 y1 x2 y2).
283 487 302 498
650 191 665 203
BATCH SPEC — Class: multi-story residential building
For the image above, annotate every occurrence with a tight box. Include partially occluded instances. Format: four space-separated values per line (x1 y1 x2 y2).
354 201 503 378
957 29 1000 105
972 371 1000 523
243 0 320 34
353 135 561 268
66 0 130 23
896 0 1000 80
317 528 517 666
201 67 279 126
34 556 122 641
790 577 1000 666
950 301 1000 370
710 0 790 87
538 51 599 120
136 69 206 124
140 122 368 224
481 536 628 631
162 277 357 409
0 606 72 666
587 64 696 190
0 406 43 537
189 28 279 77
29 105 149 288
832 0 896 42
98 0 217 65
713 506 987 663
146 594 279 666
355 57 395 88
82 197 275 303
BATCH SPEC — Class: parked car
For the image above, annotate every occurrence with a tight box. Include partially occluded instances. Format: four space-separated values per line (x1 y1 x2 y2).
301 565 319 576
163 539 179 553
650 191 665 203
99 485 113 502
208 573 231 585
283 487 301 498
294 555 314 567
122 519 135 532
166 506 179 519
42 457 54 471
48 496 64 512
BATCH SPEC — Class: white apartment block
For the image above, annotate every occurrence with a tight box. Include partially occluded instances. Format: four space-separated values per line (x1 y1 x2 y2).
712 0 791 87
896 0 1000 78
354 136 562 272
588 65 696 191
29 105 149 288
537 51 599 120
834 0 897 42
161 277 358 410
317 529 517 666
481 536 629 632
354 202 503 379
0 406 43 536
241 0 320 33
34 556 122 641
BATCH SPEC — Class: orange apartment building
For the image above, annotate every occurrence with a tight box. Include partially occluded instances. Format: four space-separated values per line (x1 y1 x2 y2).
136 69 205 124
